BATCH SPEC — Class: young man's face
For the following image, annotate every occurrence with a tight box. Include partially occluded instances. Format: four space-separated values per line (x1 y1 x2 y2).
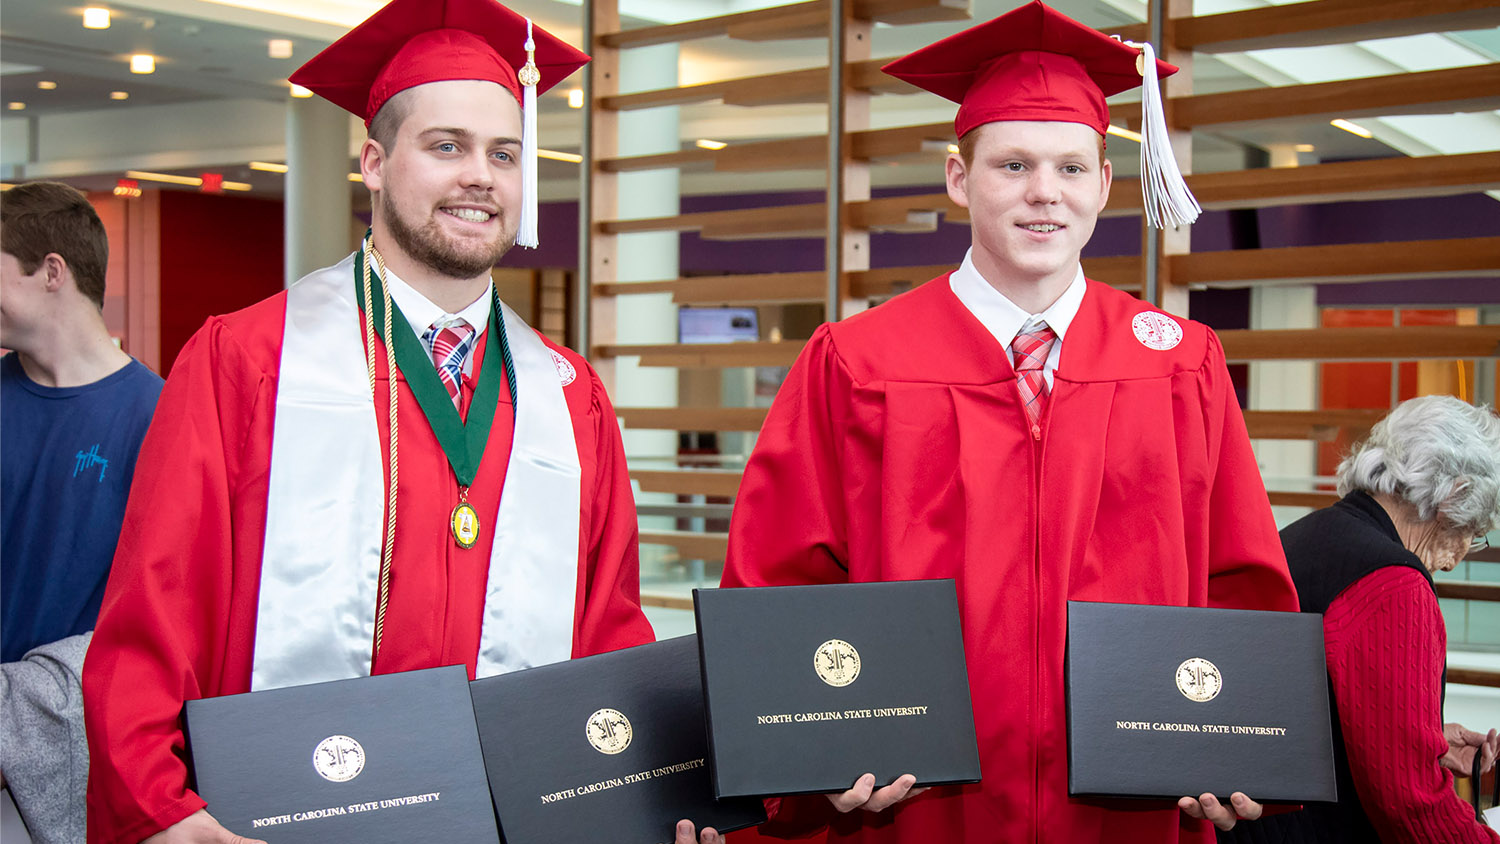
365 79 523 281
945 120 1111 288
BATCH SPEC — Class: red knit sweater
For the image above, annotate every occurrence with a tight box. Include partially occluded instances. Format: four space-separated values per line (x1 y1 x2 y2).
1324 564 1500 843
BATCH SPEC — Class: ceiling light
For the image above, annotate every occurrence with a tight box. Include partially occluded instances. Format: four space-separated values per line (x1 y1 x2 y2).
126 170 202 186
223 181 252 191
1293 143 1315 153
268 39 293 59
567 88 584 109
695 139 728 150
7 102 25 111
130 54 155 74
1106 124 1143 143
538 149 582 163
114 179 142 198
110 91 129 101
83 7 111 29
289 83 313 98
348 173 364 182
249 161 288 173
946 143 959 154
1330 118 1373 139
37 81 57 90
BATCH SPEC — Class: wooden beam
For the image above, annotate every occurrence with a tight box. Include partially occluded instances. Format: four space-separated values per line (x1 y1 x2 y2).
1446 668 1500 689
600 58 910 112
1267 491 1340 509
1114 0 1500 54
596 271 825 304
599 122 953 174
1105 152 1500 216
1173 65 1500 129
639 530 730 560
1243 409 1385 441
1172 238 1500 287
599 0 968 48
1435 581 1500 603
1220 326 1500 362
640 593 696 611
617 407 769 431
600 193 960 238
630 469 744 497
597 342 807 368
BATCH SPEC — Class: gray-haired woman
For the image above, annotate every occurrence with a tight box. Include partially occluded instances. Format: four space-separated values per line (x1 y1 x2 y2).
1227 395 1500 844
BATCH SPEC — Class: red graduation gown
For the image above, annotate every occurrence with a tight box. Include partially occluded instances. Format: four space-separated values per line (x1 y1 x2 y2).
83 292 653 844
723 277 1297 844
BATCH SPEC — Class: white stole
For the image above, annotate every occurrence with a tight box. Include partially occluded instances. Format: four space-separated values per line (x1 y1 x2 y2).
252 253 581 690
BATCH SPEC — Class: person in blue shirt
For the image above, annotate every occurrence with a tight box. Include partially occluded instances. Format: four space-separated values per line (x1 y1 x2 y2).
1 180 163 843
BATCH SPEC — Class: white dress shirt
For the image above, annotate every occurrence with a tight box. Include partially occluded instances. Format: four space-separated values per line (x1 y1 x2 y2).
948 249 1086 388
383 268 493 379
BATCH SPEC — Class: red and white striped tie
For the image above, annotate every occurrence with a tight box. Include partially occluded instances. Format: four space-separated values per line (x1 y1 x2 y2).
1010 321 1058 437
422 320 476 409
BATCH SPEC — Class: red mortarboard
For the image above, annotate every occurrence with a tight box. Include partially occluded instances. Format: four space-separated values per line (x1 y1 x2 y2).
881 0 1177 139
290 0 589 126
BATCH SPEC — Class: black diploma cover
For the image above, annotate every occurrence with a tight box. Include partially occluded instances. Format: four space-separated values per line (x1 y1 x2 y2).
469 636 766 844
182 665 500 843
694 580 981 798
1066 600 1337 803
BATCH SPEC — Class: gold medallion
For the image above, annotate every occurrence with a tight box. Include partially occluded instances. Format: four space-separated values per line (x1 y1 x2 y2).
814 638 861 687
451 501 480 549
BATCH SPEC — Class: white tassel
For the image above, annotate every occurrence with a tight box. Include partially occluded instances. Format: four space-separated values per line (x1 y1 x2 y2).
517 19 540 249
1138 41 1200 230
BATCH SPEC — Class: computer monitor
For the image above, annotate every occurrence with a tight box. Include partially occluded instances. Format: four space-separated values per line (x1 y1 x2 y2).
678 307 759 345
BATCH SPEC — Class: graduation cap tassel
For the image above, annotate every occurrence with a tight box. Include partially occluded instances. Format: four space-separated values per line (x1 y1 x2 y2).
516 19 541 249
1137 41 1201 230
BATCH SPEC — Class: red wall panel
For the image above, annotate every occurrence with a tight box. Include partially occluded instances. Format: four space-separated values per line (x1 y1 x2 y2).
157 192 283 375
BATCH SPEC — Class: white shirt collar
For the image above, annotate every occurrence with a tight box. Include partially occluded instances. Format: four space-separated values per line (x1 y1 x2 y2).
382 267 493 343
948 249 1085 351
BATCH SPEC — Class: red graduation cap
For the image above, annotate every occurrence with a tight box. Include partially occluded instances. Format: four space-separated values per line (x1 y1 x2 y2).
884 0 1200 227
290 0 588 124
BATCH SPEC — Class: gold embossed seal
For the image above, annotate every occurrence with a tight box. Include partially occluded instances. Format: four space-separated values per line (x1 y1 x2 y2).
814 639 861 687
1175 657 1222 702
312 734 366 782
586 708 633 755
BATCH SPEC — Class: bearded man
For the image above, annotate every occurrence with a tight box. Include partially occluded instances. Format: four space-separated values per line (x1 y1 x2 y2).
82 2 656 842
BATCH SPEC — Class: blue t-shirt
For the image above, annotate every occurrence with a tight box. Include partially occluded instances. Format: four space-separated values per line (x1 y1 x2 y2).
1 353 163 662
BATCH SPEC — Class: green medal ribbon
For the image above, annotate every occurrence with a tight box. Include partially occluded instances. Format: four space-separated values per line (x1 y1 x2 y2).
353 248 518 487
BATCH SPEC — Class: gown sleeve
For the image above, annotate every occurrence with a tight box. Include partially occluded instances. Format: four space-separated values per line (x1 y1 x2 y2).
84 319 272 844
725 325 854 590
1198 330 1298 612
572 363 655 657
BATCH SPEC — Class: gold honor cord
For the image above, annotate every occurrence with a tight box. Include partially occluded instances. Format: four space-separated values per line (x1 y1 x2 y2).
360 238 400 658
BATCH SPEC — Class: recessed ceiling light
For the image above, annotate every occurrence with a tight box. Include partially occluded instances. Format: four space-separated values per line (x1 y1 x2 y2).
1293 143 1315 153
37 81 58 90
7 102 25 111
83 7 111 29
1106 124 1142 143
1330 118 1373 139
130 54 155 74
110 91 130 100
695 139 728 150
567 88 584 109
289 83 313 98
268 39 293 59
946 143 960 154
